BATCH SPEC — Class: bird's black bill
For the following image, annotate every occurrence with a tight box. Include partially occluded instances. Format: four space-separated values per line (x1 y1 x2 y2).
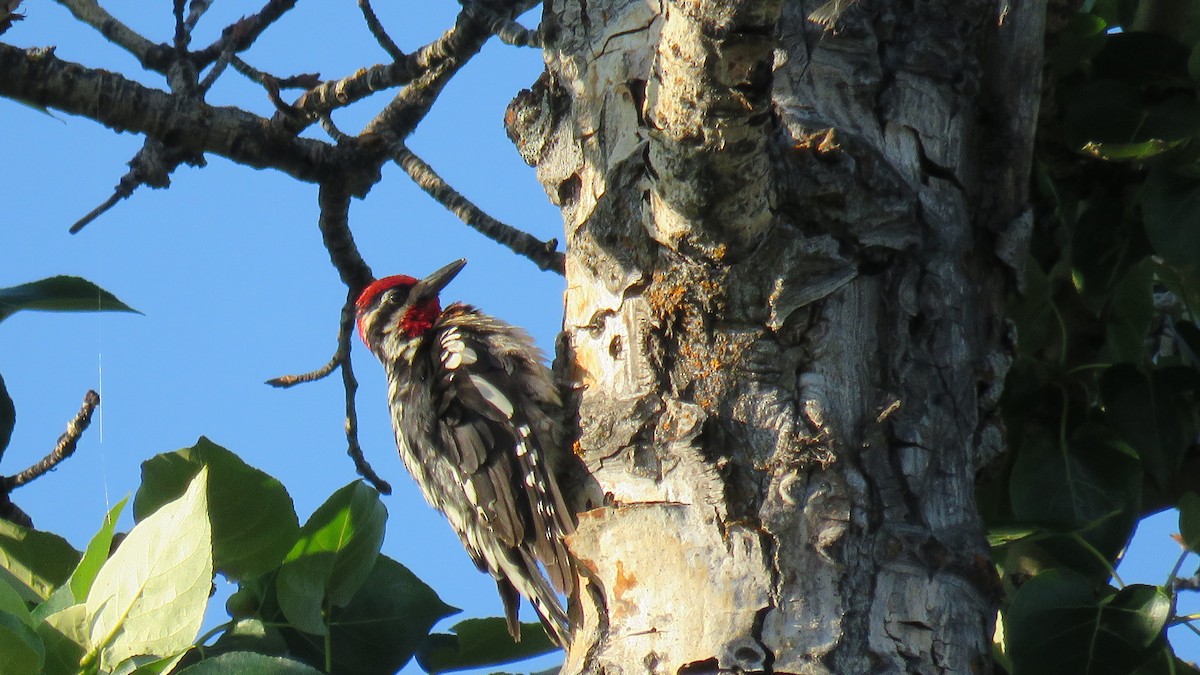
412 258 467 301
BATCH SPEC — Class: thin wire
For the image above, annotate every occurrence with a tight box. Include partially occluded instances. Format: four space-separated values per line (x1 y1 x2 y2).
96 280 110 512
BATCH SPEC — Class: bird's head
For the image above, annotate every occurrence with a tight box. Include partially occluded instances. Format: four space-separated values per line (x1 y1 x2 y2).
356 258 466 348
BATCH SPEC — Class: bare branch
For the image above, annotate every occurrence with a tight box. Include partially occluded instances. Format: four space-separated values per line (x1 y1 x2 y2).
70 191 126 234
184 0 214 35
319 113 353 144
265 357 339 388
335 298 391 495
230 57 319 120
470 2 542 48
278 62 416 133
317 180 374 290
493 20 541 48
71 139 205 233
53 0 172 71
358 0 405 61
269 1 536 138
0 44 341 187
173 0 188 51
267 289 392 495
393 145 564 274
197 39 236 95
231 57 321 91
5 390 100 490
193 0 300 68
362 0 540 139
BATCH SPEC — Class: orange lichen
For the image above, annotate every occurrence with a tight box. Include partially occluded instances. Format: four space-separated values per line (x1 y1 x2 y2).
612 559 640 619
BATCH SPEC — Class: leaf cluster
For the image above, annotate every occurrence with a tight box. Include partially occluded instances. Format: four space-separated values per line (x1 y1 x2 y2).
0 434 558 674
984 3 1200 672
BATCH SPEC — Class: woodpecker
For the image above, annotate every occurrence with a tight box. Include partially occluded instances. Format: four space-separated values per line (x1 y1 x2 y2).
355 259 574 647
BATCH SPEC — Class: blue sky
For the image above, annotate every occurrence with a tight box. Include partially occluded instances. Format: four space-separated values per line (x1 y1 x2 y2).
1 1 1197 671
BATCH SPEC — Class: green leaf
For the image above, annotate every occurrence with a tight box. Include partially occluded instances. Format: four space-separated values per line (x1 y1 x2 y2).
1064 80 1198 161
113 651 189 675
1007 426 1141 576
1007 571 1169 675
987 525 1050 549
1143 168 1200 278
135 437 299 581
0 519 80 602
1080 138 1183 161
1101 364 1189 487
36 604 87 675
207 617 290 659
0 609 44 675
69 497 126 602
85 467 213 671
417 618 559 675
1009 430 1139 532
1100 260 1155 364
276 481 386 635
1179 492 1200 552
275 555 459 675
0 276 139 323
0 372 14 454
174 651 324 674
0 574 31 624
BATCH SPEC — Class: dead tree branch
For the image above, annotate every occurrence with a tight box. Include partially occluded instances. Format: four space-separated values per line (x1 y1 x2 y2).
394 144 564 274
0 44 341 186
5 390 100 490
53 0 171 71
359 0 405 61
71 139 205 233
192 0 299 68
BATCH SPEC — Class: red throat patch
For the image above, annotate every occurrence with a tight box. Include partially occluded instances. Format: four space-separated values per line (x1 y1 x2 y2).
399 298 442 338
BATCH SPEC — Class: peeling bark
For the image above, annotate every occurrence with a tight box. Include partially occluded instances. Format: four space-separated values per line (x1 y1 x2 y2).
509 0 1044 671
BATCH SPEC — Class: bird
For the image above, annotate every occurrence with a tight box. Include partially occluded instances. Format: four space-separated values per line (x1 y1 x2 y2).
355 258 574 646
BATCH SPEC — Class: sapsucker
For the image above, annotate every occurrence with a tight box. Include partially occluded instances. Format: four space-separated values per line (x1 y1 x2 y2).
355 259 574 646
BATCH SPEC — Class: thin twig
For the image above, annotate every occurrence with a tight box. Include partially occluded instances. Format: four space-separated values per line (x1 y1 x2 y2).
358 0 405 61
283 0 518 138
71 139 205 234
193 0 299 68
198 39 236 95
230 57 319 118
319 113 353 144
360 0 540 140
268 183 389 492
335 296 391 495
266 357 340 388
393 144 565 274
70 192 127 234
266 291 392 494
6 390 100 490
231 57 321 91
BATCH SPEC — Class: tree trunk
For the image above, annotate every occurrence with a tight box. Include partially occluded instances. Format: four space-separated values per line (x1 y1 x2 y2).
506 0 1045 671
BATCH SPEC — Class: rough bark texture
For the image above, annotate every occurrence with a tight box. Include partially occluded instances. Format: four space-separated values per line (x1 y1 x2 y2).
506 0 1045 671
